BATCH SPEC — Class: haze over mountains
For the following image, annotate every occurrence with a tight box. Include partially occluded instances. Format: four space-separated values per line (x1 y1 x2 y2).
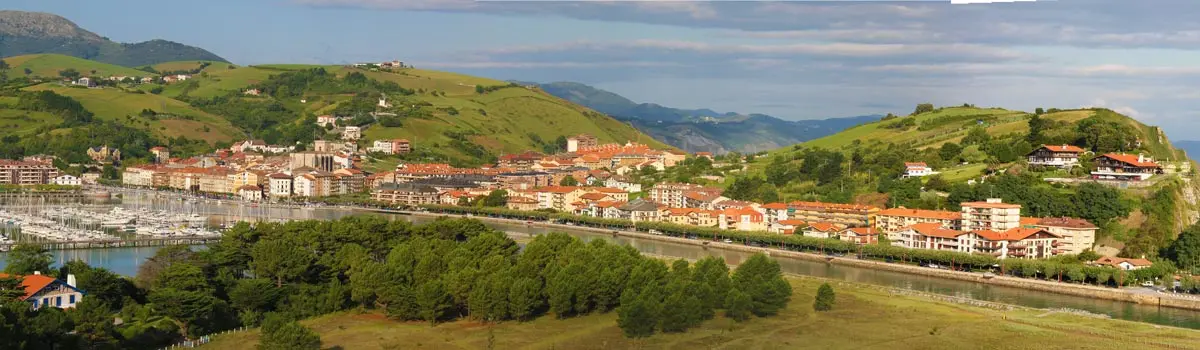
0 10 226 67
528 81 879 154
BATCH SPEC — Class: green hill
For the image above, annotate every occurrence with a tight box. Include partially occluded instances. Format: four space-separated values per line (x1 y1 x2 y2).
731 105 1198 259
0 56 667 167
2 54 149 78
0 10 227 66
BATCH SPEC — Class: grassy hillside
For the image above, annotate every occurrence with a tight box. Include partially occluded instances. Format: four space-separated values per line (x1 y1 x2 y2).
2 53 147 78
199 276 1200 350
157 64 667 165
21 83 242 143
0 56 666 166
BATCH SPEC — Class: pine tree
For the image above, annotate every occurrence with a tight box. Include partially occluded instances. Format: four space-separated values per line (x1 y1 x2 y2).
732 254 792 316
724 288 753 322
258 316 321 350
617 289 659 338
813 283 835 312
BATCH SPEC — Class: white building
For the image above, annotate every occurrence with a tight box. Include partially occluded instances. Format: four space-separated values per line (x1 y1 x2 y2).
51 174 81 186
903 162 936 178
268 173 292 199
342 126 362 140
237 185 263 202
961 198 1022 232
1027 144 1085 168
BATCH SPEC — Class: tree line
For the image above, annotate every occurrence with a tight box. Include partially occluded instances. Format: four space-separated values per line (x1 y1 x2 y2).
0 216 795 349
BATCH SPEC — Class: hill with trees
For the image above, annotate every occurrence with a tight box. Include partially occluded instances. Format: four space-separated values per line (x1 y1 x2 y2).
727 104 1199 260
0 11 226 67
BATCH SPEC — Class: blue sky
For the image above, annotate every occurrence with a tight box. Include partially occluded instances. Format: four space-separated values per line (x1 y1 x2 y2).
9 0 1200 139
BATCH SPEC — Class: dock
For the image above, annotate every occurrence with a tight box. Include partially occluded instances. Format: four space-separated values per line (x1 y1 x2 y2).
0 236 222 251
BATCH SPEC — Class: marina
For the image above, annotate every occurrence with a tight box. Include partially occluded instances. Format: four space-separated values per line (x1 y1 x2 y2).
0 193 222 248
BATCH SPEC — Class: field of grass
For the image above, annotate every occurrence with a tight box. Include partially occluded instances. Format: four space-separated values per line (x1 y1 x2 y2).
937 163 989 183
200 276 1200 350
1 54 148 78
802 107 1024 150
149 60 224 73
0 109 62 135
22 83 242 143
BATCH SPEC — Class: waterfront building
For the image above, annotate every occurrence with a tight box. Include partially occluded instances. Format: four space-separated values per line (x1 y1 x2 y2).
371 183 440 206
787 201 879 228
894 223 1062 259
875 207 962 234
1031 217 1098 255
52 174 81 186
961 198 1022 232
0 160 59 185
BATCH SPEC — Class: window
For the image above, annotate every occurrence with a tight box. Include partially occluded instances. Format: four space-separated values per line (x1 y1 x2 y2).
56 296 62 306
70 295 76 304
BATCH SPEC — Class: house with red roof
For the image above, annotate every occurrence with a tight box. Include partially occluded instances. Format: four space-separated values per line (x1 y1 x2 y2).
876 207 962 234
1091 153 1162 181
903 162 936 178
801 222 843 239
1027 144 1086 168
1093 256 1154 271
837 227 880 245
771 219 807 235
719 207 765 231
0 272 83 310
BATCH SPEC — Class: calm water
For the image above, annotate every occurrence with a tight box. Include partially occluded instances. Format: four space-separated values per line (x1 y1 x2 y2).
1 190 1198 329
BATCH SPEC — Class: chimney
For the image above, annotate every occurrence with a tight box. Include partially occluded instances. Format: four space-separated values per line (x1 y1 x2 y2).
1138 153 1145 163
33 271 40 275
986 198 1002 204
1062 144 1068 149
67 274 76 287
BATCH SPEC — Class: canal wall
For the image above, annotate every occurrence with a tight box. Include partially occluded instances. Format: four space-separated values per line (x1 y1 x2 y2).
394 210 1200 312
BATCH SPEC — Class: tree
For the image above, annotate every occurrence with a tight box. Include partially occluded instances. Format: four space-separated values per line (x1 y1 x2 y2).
0 59 8 70
559 175 579 186
1077 250 1101 262
59 68 81 80
4 243 53 275
962 126 991 146
148 288 218 338
939 142 962 161
251 239 314 287
71 299 121 349
1027 113 1047 144
731 254 792 317
1034 107 1045 115
0 276 27 301
912 103 935 115
813 283 835 311
617 289 659 338
415 280 453 324
724 288 753 322
479 190 508 207
258 316 321 350
1164 224 1200 272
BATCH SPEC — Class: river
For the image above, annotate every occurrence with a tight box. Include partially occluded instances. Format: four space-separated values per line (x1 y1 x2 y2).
1 190 1198 329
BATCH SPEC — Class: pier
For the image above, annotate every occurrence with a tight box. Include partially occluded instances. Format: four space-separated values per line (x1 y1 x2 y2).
0 236 221 251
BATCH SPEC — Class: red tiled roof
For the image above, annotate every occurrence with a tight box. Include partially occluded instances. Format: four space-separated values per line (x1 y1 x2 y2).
906 222 964 239
1035 217 1097 229
761 202 789 210
971 227 1059 241
1095 256 1153 267
579 193 610 201
961 201 1021 209
537 186 582 194
844 227 879 236
905 162 928 167
878 208 962 220
0 273 59 300
1098 153 1160 168
777 219 807 226
806 222 839 232
1039 144 1085 153
789 201 880 211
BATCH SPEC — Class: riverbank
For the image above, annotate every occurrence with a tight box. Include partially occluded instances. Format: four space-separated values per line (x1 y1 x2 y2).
383 208 1200 312
197 275 1200 350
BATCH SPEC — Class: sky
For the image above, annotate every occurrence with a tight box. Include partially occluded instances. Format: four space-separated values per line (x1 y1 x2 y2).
8 0 1200 139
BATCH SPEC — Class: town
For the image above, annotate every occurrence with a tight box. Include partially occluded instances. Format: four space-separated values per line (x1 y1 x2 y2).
0 132 1120 269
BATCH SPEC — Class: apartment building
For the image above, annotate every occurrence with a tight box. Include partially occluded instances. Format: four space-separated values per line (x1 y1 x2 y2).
961 198 1022 232
371 183 440 206
894 223 1062 259
788 201 880 228
875 207 962 235
649 183 715 208
1031 217 1098 255
0 160 59 185
1091 153 1162 181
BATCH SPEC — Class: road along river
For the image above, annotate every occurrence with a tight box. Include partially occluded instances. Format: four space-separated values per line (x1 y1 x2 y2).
2 190 1198 329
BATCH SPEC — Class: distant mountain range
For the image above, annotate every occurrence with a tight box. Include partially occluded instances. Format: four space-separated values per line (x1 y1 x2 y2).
0 10 227 67
523 81 879 154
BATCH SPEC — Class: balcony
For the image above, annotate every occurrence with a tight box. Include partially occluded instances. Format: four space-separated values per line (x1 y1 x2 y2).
1010 250 1027 257
1008 242 1028 249
1052 241 1063 247
974 244 999 250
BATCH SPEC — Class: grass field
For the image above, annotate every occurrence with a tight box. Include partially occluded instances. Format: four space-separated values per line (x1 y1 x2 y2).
0 109 62 135
149 60 226 73
200 276 1200 350
1 54 147 78
938 163 989 183
22 83 243 143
